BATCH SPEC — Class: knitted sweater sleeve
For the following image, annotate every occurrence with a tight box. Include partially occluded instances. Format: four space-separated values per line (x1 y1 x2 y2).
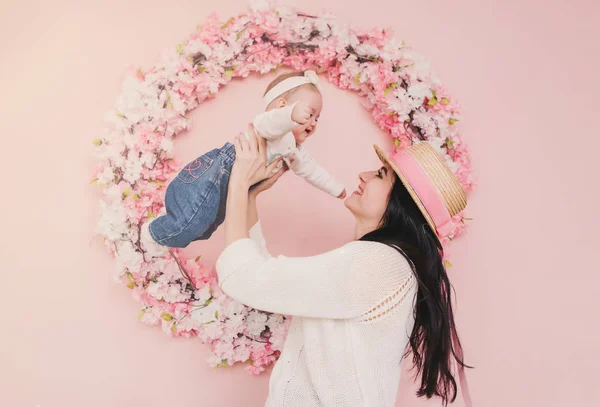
216 226 413 319
248 221 268 256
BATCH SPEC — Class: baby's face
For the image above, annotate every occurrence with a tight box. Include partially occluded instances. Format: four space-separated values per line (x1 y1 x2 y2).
290 87 323 144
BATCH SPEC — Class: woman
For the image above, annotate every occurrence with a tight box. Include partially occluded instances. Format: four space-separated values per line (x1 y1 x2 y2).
216 125 472 406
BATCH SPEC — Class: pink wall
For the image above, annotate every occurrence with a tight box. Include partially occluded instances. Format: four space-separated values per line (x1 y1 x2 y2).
1 0 599 406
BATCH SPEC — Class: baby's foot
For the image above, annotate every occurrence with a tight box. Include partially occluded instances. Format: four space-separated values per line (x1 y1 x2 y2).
140 221 168 259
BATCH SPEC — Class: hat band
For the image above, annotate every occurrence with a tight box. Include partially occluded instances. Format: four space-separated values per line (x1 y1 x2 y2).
392 149 454 237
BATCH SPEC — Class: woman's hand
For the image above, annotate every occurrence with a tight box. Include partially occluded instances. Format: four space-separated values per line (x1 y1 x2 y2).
250 163 288 197
230 124 282 191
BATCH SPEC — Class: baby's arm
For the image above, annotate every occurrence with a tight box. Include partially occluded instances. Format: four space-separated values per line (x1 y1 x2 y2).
290 145 345 198
253 104 298 141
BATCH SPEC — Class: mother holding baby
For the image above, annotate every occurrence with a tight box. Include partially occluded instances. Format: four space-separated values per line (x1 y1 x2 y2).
216 115 473 404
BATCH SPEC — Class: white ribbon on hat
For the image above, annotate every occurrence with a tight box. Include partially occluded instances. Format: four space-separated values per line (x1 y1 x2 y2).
263 70 321 108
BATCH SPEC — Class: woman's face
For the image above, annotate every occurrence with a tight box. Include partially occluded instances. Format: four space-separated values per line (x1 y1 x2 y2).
345 165 396 224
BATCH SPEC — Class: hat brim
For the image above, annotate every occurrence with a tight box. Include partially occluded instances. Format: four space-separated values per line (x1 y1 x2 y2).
373 144 441 244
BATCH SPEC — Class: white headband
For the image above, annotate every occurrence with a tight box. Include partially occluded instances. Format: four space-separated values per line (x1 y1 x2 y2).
263 70 321 108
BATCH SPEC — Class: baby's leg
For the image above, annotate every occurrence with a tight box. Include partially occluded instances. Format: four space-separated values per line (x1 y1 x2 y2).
148 143 235 248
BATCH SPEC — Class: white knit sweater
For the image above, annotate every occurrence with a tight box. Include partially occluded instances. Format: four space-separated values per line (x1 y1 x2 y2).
216 222 418 406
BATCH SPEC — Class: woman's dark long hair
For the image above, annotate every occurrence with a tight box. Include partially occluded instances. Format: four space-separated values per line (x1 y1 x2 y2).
360 174 470 405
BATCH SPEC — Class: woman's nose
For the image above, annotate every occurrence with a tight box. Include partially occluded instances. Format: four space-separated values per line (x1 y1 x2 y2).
359 170 377 182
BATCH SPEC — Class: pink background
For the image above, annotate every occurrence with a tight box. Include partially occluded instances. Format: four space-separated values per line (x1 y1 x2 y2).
1 0 599 406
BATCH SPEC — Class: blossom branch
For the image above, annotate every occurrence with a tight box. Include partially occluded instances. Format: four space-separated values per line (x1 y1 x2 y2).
169 250 196 290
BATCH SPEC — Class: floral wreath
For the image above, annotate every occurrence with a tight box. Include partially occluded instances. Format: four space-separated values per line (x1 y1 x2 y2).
92 0 474 375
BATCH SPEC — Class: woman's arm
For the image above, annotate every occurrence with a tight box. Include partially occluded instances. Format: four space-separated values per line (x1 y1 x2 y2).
246 192 270 257
247 163 288 231
216 239 413 319
224 125 282 247
247 192 259 230
224 179 251 244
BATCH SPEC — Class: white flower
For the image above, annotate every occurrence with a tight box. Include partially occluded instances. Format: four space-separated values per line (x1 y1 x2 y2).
115 240 143 274
96 200 128 240
190 300 221 325
139 308 161 325
246 310 268 336
331 23 359 48
388 89 412 117
380 37 404 61
140 152 155 168
233 339 251 362
166 284 185 301
194 285 212 302
169 92 186 114
213 338 235 360
407 82 433 108
211 43 236 66
160 138 174 153
269 321 288 352
207 79 220 94
206 354 223 368
434 116 451 140
291 18 312 40
98 138 127 169
104 113 131 135
96 167 114 184
224 299 247 315
158 48 183 77
412 111 438 138
201 321 224 341
355 43 380 57
145 281 162 298
184 40 213 58
224 318 244 337
224 32 240 47
314 18 331 37
266 313 284 328
123 159 143 183
340 58 362 83
115 77 157 123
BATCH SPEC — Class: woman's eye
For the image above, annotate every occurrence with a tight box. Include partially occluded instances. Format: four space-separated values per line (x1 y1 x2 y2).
376 170 383 178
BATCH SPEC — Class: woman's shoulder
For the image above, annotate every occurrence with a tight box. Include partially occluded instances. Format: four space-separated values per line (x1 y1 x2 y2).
337 241 413 271
340 240 404 254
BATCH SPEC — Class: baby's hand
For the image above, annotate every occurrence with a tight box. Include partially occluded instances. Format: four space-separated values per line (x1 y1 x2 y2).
292 102 313 124
337 189 347 199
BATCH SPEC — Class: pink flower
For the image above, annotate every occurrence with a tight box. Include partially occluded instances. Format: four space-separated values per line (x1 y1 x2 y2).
245 365 266 375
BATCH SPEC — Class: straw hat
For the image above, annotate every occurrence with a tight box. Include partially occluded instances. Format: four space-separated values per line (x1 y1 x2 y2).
374 142 467 240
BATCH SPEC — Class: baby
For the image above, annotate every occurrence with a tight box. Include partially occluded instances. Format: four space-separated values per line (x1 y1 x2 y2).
141 70 346 255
